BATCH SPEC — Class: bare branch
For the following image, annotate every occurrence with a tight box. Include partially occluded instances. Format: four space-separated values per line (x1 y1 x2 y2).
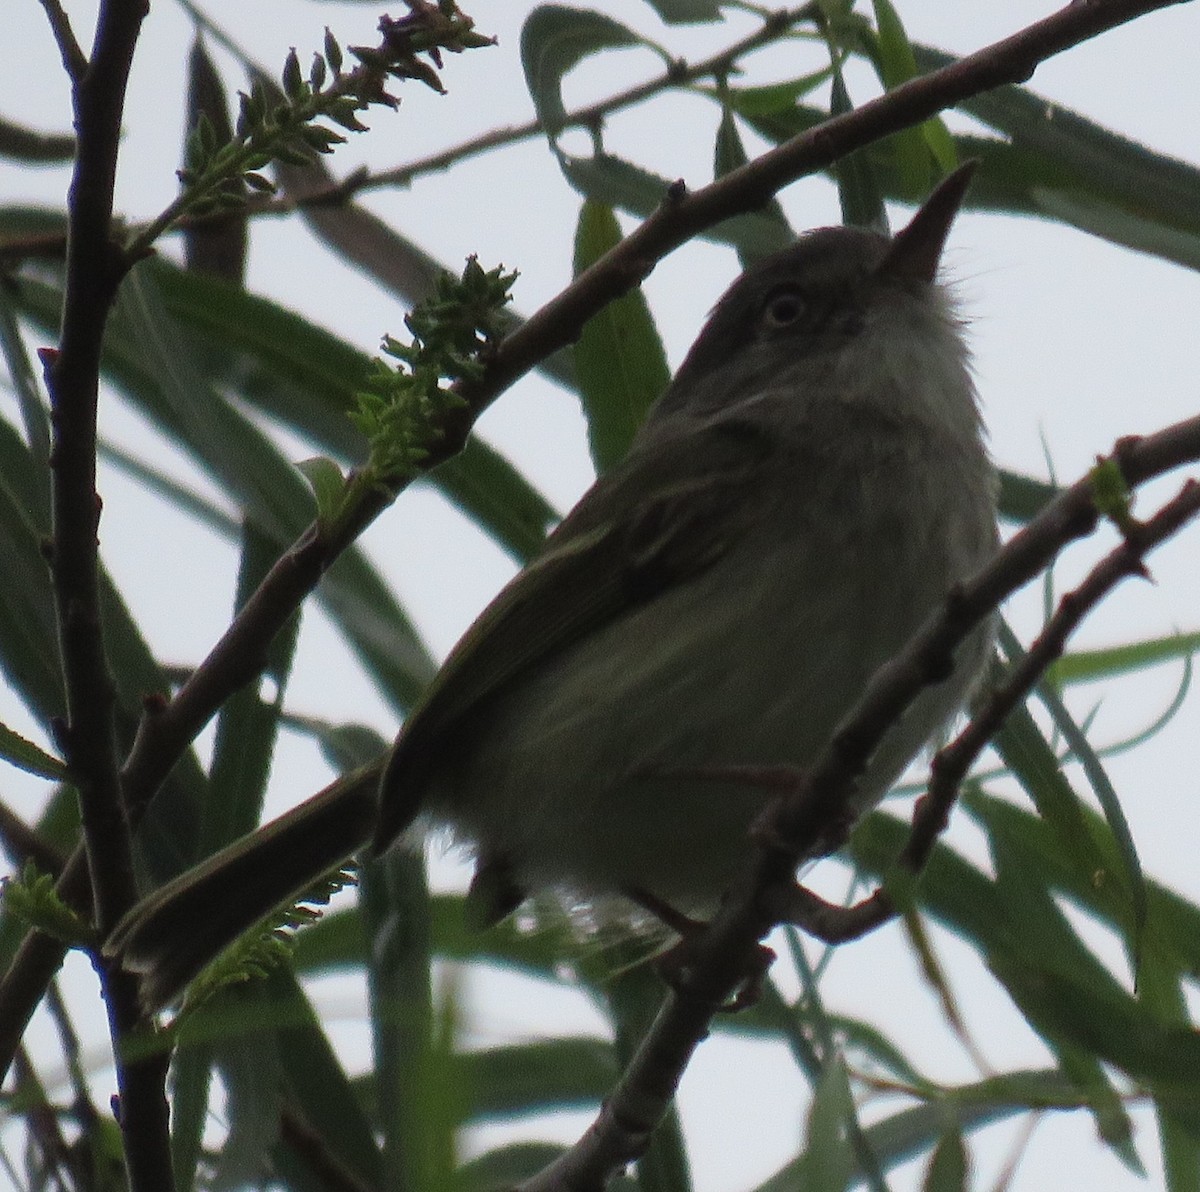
39 0 173 1185
36 0 87 82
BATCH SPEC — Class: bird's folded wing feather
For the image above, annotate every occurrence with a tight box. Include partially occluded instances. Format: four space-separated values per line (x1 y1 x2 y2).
376 415 774 845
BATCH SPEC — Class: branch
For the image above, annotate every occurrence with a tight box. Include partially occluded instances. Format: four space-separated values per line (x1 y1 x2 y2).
370 4 821 190
784 475 1200 944
48 0 146 934
40 0 173 1186
37 0 87 82
516 428 1200 1191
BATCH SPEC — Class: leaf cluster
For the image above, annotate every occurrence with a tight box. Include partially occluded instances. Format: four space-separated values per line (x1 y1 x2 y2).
349 256 518 486
1 860 94 949
173 4 494 235
176 865 358 1017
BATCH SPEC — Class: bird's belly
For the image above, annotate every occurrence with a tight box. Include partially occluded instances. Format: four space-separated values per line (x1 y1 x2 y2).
427 510 990 914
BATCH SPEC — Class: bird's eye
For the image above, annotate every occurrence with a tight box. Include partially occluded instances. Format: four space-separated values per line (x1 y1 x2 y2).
761 287 805 329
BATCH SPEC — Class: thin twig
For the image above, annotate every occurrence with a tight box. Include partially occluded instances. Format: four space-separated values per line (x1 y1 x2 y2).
372 4 821 189
36 0 87 81
918 478 1200 866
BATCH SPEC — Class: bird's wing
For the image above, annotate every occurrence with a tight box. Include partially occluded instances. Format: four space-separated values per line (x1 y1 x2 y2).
375 414 774 847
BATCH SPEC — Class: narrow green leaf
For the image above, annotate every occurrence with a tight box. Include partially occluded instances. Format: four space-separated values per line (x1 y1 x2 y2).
990 701 1104 886
0 417 63 724
787 939 887 1186
201 522 301 859
432 441 555 562
0 116 74 163
361 850 446 1190
455 1143 571 1192
210 996 284 1189
966 793 1200 994
992 959 1200 1131
911 43 1200 270
998 469 1060 523
458 1037 616 1121
870 0 930 198
922 1126 967 1192
100 437 239 539
0 278 51 523
559 149 795 257
169 1039 213 1192
117 266 314 543
1000 624 1147 964
520 6 645 138
828 66 886 231
0 722 65 781
828 1014 926 1088
1051 629 1200 685
295 455 347 524
290 906 367 974
708 69 834 118
267 967 385 1191
643 0 721 23
713 104 793 268
752 1071 1080 1191
185 35 248 284
921 117 959 175
986 807 1138 1157
571 200 670 470
795 1053 857 1190
1137 957 1200 1190
1033 186 1200 271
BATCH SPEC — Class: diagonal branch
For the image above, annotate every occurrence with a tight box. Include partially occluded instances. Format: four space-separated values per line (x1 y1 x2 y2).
36 0 87 82
784 475 1200 945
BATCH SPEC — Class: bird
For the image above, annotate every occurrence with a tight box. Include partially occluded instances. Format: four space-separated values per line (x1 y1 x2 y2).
108 162 996 1010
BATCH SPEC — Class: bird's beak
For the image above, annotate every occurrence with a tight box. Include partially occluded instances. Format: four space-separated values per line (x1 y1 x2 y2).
880 159 978 284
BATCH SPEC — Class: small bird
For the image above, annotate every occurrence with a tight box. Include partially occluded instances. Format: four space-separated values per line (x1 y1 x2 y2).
109 163 996 1008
